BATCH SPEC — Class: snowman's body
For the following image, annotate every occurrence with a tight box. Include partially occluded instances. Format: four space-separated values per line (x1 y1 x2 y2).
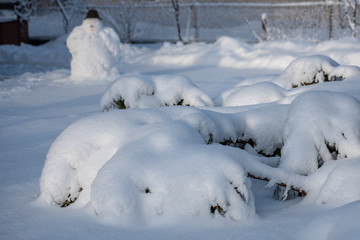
67 18 120 79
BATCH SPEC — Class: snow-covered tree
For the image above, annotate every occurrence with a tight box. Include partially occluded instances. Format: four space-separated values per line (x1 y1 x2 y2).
171 0 183 43
11 0 40 21
55 0 87 33
342 0 358 37
97 0 142 43
118 0 139 43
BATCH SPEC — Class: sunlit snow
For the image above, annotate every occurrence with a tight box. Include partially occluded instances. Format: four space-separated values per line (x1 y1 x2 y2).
1 34 360 240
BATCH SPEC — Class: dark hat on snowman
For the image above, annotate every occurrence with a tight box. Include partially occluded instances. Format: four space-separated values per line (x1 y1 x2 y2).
85 9 101 20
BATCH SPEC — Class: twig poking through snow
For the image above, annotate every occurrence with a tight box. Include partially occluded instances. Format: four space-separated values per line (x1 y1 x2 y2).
247 173 307 196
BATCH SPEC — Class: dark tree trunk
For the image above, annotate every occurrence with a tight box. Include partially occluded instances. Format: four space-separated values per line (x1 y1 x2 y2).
171 0 183 43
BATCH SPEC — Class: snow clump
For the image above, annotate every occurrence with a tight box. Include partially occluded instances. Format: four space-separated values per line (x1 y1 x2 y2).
217 81 286 107
101 73 214 111
280 91 360 175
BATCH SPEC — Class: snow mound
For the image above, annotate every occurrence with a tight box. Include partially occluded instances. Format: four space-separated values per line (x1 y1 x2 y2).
315 159 360 207
217 82 286 107
299 200 360 240
101 74 214 111
280 91 360 175
273 55 360 89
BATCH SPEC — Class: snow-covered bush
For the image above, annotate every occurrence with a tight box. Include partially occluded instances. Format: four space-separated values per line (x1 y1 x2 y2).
220 104 287 158
91 120 255 224
273 55 360 89
280 91 360 175
39 108 256 223
101 74 214 111
38 113 133 207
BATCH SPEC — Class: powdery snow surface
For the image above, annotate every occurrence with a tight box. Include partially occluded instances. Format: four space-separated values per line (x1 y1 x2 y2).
1 36 360 240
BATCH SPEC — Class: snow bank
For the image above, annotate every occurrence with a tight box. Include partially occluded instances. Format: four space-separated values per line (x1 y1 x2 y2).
0 42 70 67
273 55 360 89
101 74 214 111
148 36 293 69
133 38 359 71
280 91 360 175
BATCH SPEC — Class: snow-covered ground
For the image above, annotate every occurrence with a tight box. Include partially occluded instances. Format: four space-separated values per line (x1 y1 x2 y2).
1 35 360 240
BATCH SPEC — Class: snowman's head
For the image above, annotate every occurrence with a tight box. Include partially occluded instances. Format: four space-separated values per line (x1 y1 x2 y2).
83 18 103 33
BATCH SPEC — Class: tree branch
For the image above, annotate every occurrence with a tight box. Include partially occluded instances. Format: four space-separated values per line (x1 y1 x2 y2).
247 172 307 196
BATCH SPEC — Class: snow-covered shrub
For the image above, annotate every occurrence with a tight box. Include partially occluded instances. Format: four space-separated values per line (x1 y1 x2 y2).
217 82 286 107
91 121 255 224
101 74 213 111
39 108 256 223
280 91 360 175
38 113 138 207
273 55 360 89
219 104 288 158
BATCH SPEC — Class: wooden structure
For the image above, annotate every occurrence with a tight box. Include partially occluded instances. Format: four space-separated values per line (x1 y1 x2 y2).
0 2 29 45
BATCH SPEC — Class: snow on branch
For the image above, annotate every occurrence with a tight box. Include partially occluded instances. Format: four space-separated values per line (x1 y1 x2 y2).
342 0 358 37
11 0 40 21
55 0 87 33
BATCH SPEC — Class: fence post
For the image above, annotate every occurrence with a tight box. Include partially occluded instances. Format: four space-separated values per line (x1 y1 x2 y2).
328 3 333 40
171 0 183 43
353 0 357 38
261 13 267 41
194 3 199 41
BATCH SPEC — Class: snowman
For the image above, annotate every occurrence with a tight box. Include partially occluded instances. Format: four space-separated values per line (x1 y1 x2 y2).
66 10 121 79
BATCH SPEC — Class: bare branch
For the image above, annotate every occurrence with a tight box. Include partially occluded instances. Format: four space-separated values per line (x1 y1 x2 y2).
247 173 307 196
